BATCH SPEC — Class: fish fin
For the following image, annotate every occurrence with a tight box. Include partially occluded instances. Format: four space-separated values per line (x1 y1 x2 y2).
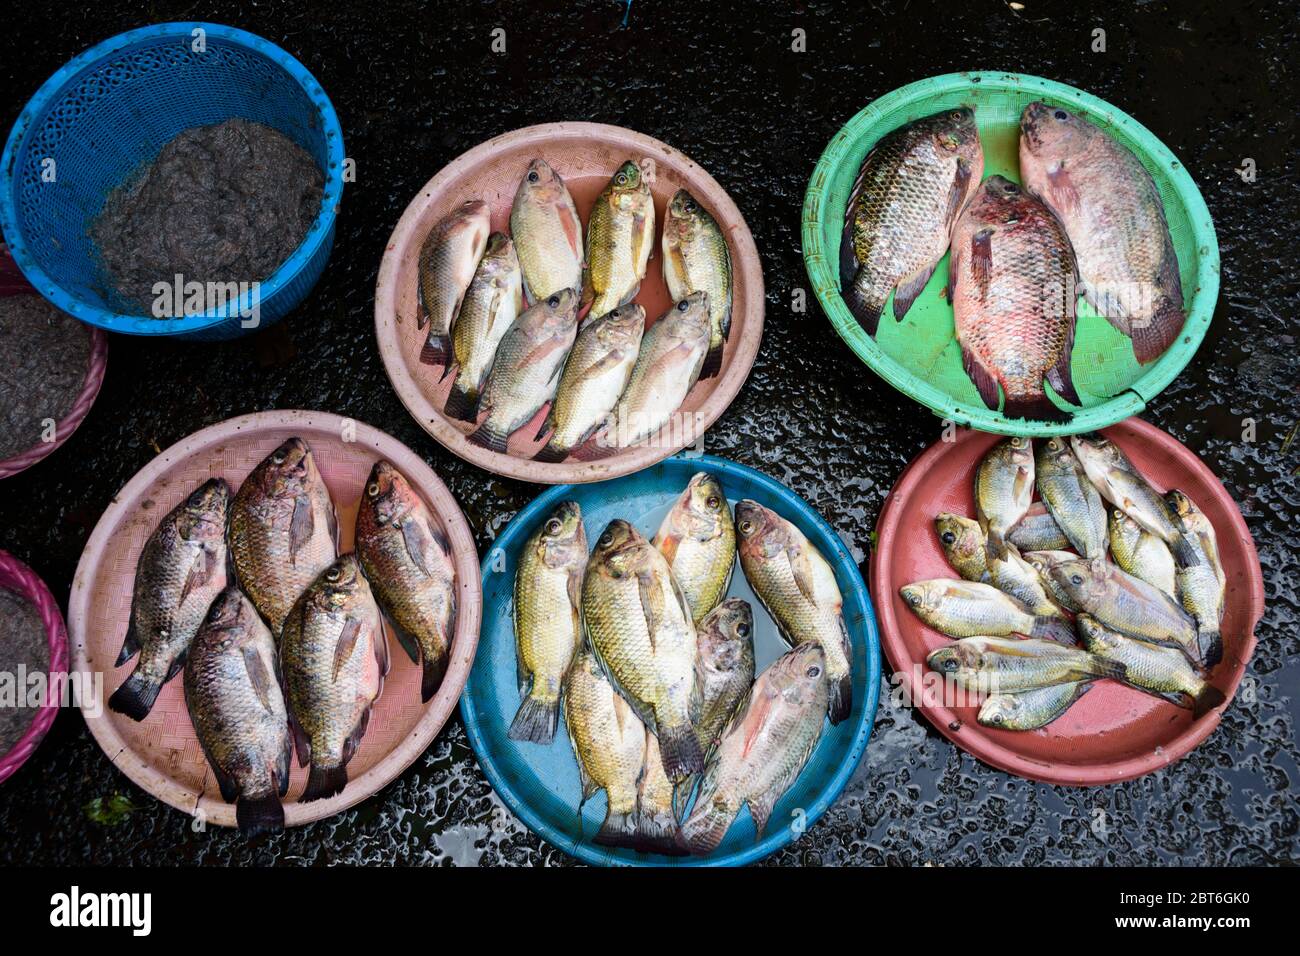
1045 163 1080 215
164 651 188 684
107 670 162 721
400 517 434 577
235 794 285 837
179 547 213 606
946 245 958 304
843 271 885 336
416 299 428 332
748 791 778 841
1197 630 1223 670
634 809 688 856
384 614 421 665
656 531 681 567
115 619 141 667
289 494 315 564
828 669 853 725
1167 531 1201 569
332 617 363 681
698 340 724 380
785 545 818 605
421 651 449 703
559 204 583 260
242 645 275 714
891 260 937 322
636 570 664 651
443 385 480 424
1090 657 1128 682
946 156 973 230
594 809 640 850
960 344 1001 411
681 794 736 856
277 731 292 797
1130 294 1185 364
1029 615 1077 645
1193 682 1226 718
289 712 311 768
192 729 240 803
970 228 994 302
1003 394 1072 423
301 764 348 803
656 723 705 783
532 441 569 463
507 695 560 744
532 410 554 443
438 358 458 384
1046 358 1081 410
419 334 451 367
467 422 509 454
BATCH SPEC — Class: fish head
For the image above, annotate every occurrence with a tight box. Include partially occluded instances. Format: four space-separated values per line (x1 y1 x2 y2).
734 499 786 561
363 460 419 528
665 189 707 242
923 106 980 157
1020 102 1094 159
1068 433 1125 479
664 291 712 341
899 581 940 615
935 512 981 558
1047 557 1107 603
535 501 587 569
202 587 251 636
177 477 230 541
315 553 367 611
592 303 647 347
978 694 1030 728
609 159 646 197
769 642 829 706
1075 614 1118 652
968 175 1036 225
517 159 568 206
535 287 580 333
252 436 320 501
591 518 651 578
446 197 491 231
926 642 978 675
1035 435 1078 472
698 598 754 672
675 472 730 537
1002 435 1034 471
480 231 516 267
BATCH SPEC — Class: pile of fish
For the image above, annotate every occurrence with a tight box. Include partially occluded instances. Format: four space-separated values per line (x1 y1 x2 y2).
110 439 456 835
903 432 1226 730
510 473 854 856
417 158 733 459
841 102 1186 422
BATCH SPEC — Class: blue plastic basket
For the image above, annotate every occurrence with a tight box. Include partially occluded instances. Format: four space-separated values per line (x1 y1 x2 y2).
462 453 881 867
0 23 344 340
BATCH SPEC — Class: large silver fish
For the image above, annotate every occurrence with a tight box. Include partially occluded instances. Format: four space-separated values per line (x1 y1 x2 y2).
693 598 756 755
662 189 732 379
975 436 1034 560
510 159 583 304
652 472 735 624
444 232 523 423
1078 615 1225 716
418 199 491 366
927 636 1125 693
900 578 1075 644
1166 490 1225 668
1035 437 1107 558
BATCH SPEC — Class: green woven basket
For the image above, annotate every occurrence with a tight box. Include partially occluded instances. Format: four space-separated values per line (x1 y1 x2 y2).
802 72 1219 437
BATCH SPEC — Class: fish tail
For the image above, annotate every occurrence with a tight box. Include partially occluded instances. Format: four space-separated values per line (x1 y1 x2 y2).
235 793 285 837
1129 296 1185 364
467 422 509 454
1030 615 1077 645
420 334 451 367
680 796 735 856
442 384 480 423
506 694 560 744
843 276 885 336
421 651 449 704
634 809 688 857
657 722 705 782
532 441 569 464
107 670 164 722
1196 630 1224 670
594 809 640 850
698 341 724 380
1003 393 1072 423
1192 681 1227 719
828 671 854 725
301 764 349 803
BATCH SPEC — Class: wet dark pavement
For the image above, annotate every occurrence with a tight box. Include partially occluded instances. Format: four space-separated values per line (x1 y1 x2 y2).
0 0 1296 866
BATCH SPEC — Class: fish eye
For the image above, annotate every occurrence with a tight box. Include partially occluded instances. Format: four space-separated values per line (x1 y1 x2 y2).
367 481 380 498
272 451 287 464
600 531 614 546
545 518 563 536
736 622 750 638
684 197 696 211
1070 574 1083 585
906 592 921 606
326 566 340 582
705 495 721 511
615 172 627 186
1054 110 1068 121
806 666 821 679
677 299 689 312
738 519 754 536
547 294 560 308
1004 183 1018 193
940 531 955 544
527 170 539 183
989 714 1005 725
950 111 963 120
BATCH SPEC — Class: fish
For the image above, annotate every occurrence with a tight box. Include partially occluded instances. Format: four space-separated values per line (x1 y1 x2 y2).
840 107 984 334
581 519 703 782
1068 433 1199 566
1046 557 1201 665
583 160 655 320
927 636 1125 693
183 588 291 835
899 578 1075 644
680 643 828 855
736 500 854 724
975 437 1034 559
532 304 644 463
467 288 580 454
355 461 456 703
1078 615 1226 716
562 648 650 851
637 730 688 856
509 501 587 744
1108 507 1177 598
935 512 990 583
977 681 1093 730
1008 501 1072 552
652 472 736 624
609 292 711 449
1035 436 1107 557
662 189 733 379
1023 549 1084 612
280 554 388 802
111 478 231 721
949 176 1080 421
985 541 1069 621
444 232 524 423
417 199 491 366
228 437 339 636
1020 102 1185 364
1166 490 1226 668
510 158 583 304
693 598 756 755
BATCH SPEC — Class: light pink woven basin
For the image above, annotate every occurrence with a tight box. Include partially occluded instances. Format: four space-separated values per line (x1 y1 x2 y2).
375 122 765 484
0 549 69 785
68 410 482 828
0 244 107 479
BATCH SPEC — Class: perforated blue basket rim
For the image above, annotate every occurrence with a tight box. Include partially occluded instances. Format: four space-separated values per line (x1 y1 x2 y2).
0 22 344 334
460 452 882 867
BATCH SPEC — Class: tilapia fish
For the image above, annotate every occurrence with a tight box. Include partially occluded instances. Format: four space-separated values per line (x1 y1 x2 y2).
281 554 388 802
610 293 711 449
183 588 291 835
229 437 338 636
927 636 1125 693
112 478 230 721
510 158 583 304
975 436 1034 559
950 176 1080 422
840 107 983 334
1047 557 1201 665
510 501 586 744
444 232 523 423
468 288 579 454
663 189 732 379
978 680 1092 731
736 500 854 724
1166 490 1225 668
900 578 1075 644
1035 437 1106 557
653 472 735 624
355 461 456 703
936 512 989 583
1078 615 1225 716
1108 508 1176 598
680 643 828 855
1008 501 1071 552
583 160 655 320
1020 102 1184 364
418 199 491 366
694 598 756 755
533 304 644 463
1069 433 1199 566
582 520 703 782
